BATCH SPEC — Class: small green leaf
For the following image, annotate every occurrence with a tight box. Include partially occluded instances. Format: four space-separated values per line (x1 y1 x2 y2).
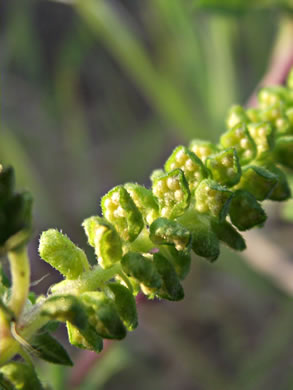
121 252 161 290
40 295 87 329
101 185 144 242
0 362 44 390
39 229 89 279
229 190 267 231
211 219 246 251
267 165 291 201
236 165 278 201
149 218 191 251
159 246 191 280
153 253 184 301
106 282 138 331
31 332 73 366
67 322 103 352
274 136 293 170
81 292 126 340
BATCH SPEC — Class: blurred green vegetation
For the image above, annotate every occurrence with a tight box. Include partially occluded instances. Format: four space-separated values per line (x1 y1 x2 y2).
1 0 293 389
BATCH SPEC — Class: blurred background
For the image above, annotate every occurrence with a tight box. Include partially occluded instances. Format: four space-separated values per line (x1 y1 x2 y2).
1 0 293 389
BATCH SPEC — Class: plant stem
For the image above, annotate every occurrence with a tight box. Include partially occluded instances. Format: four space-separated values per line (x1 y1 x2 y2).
8 246 30 319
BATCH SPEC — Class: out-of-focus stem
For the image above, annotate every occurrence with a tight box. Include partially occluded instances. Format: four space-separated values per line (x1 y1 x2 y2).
8 246 30 319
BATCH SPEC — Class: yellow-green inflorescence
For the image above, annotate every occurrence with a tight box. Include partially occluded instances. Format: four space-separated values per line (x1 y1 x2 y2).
35 72 293 356
2 73 293 384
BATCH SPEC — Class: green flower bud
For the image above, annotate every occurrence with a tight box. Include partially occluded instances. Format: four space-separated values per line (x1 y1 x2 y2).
39 229 89 279
206 148 241 187
211 219 246 251
105 282 138 331
194 179 233 220
247 122 274 159
246 108 261 123
236 165 278 201
153 253 184 301
150 169 165 183
220 123 257 165
82 216 122 268
81 291 126 340
267 165 291 201
40 295 87 329
229 190 267 231
159 246 191 280
124 183 159 225
0 363 43 390
121 252 161 291
258 86 289 108
226 105 249 129
188 139 218 162
164 146 207 192
274 136 293 170
149 218 191 251
67 322 103 352
152 169 190 219
101 186 144 242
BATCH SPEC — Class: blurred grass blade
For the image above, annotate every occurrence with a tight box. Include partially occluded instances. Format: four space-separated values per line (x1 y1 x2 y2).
75 0 206 140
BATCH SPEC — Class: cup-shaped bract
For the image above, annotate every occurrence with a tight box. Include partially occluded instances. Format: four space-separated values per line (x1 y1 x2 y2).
206 148 241 187
81 291 126 340
149 218 191 251
40 295 87 330
67 322 103 352
159 246 191 280
236 165 278 201
247 122 274 159
101 186 144 242
211 219 246 251
124 183 159 225
152 169 190 219
39 229 88 279
153 253 184 301
83 216 122 268
194 179 233 220
267 165 291 201
121 252 162 293
106 282 138 331
229 190 267 231
274 136 293 170
164 146 207 192
220 123 257 165
188 139 218 163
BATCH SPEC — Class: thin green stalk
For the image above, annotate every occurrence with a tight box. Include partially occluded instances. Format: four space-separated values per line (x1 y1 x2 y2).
8 246 30 319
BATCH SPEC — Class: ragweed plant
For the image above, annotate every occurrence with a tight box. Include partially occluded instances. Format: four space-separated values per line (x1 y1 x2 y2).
1 71 293 388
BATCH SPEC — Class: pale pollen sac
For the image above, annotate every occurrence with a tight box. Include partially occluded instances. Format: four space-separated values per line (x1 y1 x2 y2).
235 128 243 138
185 159 195 171
240 138 249 149
222 156 232 167
104 210 113 221
156 180 166 193
196 203 209 213
174 190 184 201
244 150 253 159
114 207 126 218
111 192 120 204
276 118 285 128
161 207 169 217
249 127 257 137
167 177 179 191
257 127 266 137
170 162 177 170
104 198 114 209
227 168 235 177
176 150 186 164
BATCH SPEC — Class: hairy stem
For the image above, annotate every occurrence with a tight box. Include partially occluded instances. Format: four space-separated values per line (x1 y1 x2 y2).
8 246 30 319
